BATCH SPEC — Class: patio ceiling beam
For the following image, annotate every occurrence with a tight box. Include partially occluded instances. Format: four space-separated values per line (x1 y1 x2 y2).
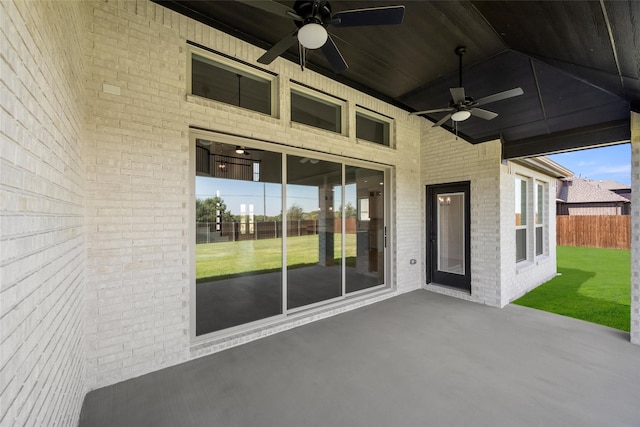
501 118 631 159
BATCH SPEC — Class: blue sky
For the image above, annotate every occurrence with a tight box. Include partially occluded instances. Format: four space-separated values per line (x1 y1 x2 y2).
548 143 631 186
196 176 356 216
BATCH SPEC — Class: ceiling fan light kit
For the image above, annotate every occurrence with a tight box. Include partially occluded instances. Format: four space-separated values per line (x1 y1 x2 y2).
451 110 471 122
297 21 327 49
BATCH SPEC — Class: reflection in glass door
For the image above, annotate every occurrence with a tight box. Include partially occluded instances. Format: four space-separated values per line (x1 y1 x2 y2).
286 155 342 309
437 193 464 275
195 140 282 335
194 135 389 336
344 166 385 293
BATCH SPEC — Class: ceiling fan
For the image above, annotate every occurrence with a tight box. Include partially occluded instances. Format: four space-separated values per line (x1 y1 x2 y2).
299 157 319 164
411 46 524 127
234 146 266 157
235 0 405 73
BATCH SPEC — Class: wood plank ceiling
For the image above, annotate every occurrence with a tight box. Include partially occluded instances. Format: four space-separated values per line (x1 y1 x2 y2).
156 0 640 158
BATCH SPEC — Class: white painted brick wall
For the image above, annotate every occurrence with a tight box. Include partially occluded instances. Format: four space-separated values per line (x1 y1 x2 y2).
419 125 558 307
0 1 86 425
84 0 424 389
394 116 424 292
499 162 558 306
420 125 503 306
631 112 639 345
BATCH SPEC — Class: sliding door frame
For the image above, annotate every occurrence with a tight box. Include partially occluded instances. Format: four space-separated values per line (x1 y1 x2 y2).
189 129 393 343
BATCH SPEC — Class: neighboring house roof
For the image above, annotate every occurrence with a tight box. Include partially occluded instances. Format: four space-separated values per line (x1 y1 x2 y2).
556 177 631 204
589 179 631 192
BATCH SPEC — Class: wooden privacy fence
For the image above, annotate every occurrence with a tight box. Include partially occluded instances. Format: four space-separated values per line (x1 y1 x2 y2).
196 218 358 244
556 215 631 249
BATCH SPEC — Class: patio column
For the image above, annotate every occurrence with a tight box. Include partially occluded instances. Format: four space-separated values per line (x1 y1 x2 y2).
631 111 640 345
318 183 335 267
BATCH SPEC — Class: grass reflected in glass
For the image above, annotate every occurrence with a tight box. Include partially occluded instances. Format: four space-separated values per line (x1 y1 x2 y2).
196 234 356 283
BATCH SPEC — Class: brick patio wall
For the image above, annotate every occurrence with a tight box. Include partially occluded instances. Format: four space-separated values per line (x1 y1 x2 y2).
419 128 559 308
0 1 87 425
84 0 424 389
420 126 505 307
499 162 558 306
3 1 636 425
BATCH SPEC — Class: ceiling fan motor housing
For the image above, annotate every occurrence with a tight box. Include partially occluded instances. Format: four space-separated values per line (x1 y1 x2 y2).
450 97 476 110
294 0 332 27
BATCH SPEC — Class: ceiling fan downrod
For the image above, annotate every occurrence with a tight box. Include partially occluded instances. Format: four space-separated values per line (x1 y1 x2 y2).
456 46 466 88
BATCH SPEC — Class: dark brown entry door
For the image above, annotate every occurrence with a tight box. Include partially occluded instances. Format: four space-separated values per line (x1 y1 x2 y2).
426 182 471 292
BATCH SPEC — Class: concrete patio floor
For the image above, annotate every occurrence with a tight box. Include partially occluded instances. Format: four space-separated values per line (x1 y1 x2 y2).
80 290 640 427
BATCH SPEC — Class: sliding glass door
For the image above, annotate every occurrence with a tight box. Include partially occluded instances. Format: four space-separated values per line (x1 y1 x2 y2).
195 140 282 335
194 137 388 336
286 155 342 309
344 166 385 293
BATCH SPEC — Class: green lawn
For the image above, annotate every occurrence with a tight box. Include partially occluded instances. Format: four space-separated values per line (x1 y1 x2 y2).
513 246 631 332
196 234 356 283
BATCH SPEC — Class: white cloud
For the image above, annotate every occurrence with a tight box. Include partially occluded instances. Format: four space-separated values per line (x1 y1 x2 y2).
594 164 631 175
578 160 596 167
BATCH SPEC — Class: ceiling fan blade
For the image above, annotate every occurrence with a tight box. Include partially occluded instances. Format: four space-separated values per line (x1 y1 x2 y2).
331 5 405 27
475 87 524 106
234 0 302 21
320 35 348 74
257 29 298 64
432 113 453 127
410 107 455 116
470 108 498 120
450 87 465 104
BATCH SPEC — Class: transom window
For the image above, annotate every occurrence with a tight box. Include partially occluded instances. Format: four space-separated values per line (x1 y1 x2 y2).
189 46 276 116
290 86 344 134
356 108 392 147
